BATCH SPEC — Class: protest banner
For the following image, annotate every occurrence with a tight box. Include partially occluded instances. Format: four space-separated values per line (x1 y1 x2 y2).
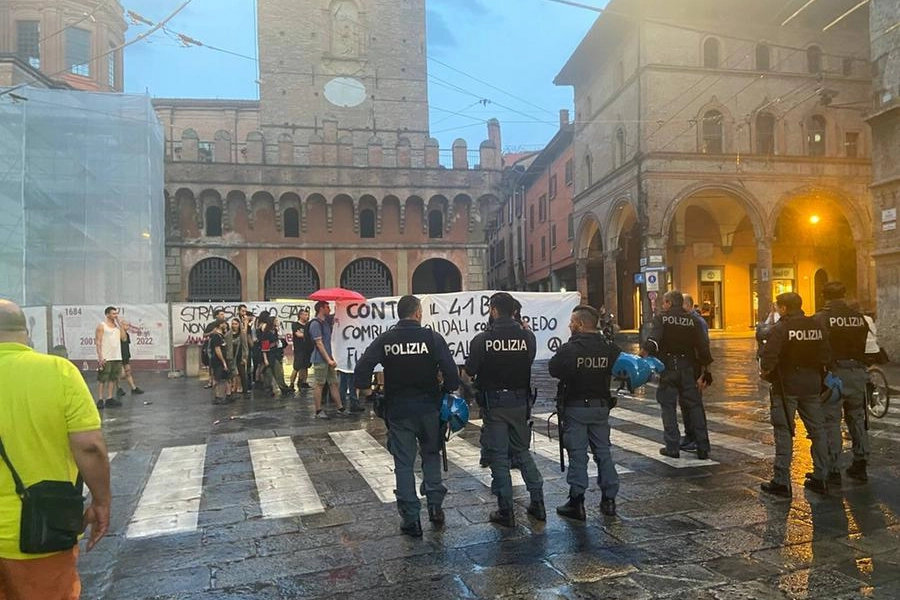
52 304 171 369
170 301 316 347
23 306 49 354
332 291 580 372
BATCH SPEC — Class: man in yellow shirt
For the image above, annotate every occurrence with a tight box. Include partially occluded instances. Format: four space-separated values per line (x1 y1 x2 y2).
0 299 111 600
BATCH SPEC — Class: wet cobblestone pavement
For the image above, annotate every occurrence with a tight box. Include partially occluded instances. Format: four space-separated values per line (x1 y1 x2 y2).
80 339 900 599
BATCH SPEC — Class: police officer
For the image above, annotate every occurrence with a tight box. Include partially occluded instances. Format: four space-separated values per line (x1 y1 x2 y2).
759 292 831 496
814 281 870 483
354 295 459 537
549 305 623 520
679 293 709 453
464 292 544 527
641 290 713 460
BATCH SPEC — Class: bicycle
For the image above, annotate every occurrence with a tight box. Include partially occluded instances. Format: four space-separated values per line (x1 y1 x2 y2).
866 365 891 418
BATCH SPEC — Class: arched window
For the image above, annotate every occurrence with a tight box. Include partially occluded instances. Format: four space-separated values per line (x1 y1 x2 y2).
264 258 319 300
807 115 826 156
205 206 222 237
359 208 375 238
756 112 775 155
807 45 822 74
341 258 393 298
428 210 443 239
703 38 720 68
283 208 299 238
756 43 770 71
701 110 724 154
614 128 626 168
584 153 593 188
188 258 241 302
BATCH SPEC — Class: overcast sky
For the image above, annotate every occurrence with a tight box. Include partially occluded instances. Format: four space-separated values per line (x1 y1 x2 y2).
123 0 601 154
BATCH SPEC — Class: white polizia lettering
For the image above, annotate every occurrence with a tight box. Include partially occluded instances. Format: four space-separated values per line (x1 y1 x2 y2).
829 316 865 328
662 316 695 327
384 342 429 356
576 356 609 369
486 339 528 352
788 329 823 341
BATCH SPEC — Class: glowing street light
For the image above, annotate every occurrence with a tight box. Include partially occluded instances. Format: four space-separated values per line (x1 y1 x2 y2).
809 214 821 225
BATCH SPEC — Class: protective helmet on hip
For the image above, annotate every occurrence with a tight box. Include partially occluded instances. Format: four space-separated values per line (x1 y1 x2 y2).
440 393 470 433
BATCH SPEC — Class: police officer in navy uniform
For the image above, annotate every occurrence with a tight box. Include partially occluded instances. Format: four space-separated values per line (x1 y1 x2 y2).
759 292 831 496
549 305 623 520
354 295 460 537
641 290 713 460
464 292 545 527
814 281 870 484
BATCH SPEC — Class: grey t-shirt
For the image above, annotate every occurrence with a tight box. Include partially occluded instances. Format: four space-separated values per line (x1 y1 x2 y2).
308 317 333 364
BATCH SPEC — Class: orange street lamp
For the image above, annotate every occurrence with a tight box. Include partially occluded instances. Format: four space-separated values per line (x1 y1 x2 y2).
809 214 821 225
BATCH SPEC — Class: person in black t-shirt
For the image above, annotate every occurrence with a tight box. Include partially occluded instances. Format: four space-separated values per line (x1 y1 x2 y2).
209 320 232 405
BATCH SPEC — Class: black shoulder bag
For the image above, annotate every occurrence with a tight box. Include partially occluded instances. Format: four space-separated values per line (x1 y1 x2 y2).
0 438 84 554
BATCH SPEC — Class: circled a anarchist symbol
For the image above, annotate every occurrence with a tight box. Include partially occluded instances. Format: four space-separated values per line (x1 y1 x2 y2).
548 337 562 352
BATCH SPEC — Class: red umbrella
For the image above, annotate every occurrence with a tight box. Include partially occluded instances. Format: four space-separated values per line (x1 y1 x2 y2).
309 287 366 302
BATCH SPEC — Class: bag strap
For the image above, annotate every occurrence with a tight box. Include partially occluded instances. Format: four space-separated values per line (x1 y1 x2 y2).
0 438 27 497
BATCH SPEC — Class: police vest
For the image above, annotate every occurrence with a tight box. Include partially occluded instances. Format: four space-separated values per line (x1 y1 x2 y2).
379 326 441 400
657 309 700 358
819 302 867 361
473 321 533 391
563 333 617 402
780 314 826 370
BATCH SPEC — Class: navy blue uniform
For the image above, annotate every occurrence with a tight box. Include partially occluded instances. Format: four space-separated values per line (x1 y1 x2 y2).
814 300 869 473
549 331 623 501
354 320 459 521
760 309 831 487
465 317 542 510
643 307 713 456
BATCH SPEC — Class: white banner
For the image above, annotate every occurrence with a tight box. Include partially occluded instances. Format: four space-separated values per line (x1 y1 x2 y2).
170 302 316 347
23 306 49 354
52 305 171 365
332 291 580 372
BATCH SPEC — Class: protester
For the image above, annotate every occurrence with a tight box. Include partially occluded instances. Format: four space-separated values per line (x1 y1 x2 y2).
309 301 348 418
289 308 312 393
115 322 144 398
0 299 111 600
209 320 232 406
94 307 126 409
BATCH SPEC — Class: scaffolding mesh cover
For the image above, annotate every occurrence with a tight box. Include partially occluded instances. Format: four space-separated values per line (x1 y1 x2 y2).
0 88 165 306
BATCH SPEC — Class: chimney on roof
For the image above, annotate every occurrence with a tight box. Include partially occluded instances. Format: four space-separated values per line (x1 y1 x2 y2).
559 109 570 128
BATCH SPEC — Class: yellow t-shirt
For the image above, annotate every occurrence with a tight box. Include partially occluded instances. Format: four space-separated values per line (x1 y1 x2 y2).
0 342 101 560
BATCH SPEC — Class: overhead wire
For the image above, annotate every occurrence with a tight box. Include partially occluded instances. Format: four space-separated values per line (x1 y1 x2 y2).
0 0 196 99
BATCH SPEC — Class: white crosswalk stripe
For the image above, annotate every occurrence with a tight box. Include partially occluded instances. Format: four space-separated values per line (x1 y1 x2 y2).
534 413 720 468
445 435 525 488
329 430 422 503
469 419 632 475
610 408 771 459
249 437 324 518
126 444 206 539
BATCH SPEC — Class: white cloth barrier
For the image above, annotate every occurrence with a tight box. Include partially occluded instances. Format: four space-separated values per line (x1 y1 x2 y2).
30 292 579 371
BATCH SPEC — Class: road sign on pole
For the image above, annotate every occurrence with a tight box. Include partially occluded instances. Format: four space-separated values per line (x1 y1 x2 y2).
646 272 659 292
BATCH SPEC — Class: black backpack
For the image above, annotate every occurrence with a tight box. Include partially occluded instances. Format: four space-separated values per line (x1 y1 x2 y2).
296 319 318 355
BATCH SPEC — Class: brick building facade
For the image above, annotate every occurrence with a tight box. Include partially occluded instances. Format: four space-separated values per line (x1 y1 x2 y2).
158 0 503 302
556 0 874 331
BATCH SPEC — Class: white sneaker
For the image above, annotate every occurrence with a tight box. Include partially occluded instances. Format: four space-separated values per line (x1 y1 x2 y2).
315 410 330 419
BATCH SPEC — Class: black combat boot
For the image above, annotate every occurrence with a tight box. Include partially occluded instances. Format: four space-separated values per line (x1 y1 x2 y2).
599 497 616 517
427 504 445 527
489 500 516 528
803 477 828 494
400 517 423 538
527 499 546 521
760 480 791 498
556 495 586 521
846 460 868 482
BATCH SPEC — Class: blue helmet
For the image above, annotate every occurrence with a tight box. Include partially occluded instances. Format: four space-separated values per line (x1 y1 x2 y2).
440 393 470 433
612 353 652 391
821 372 843 404
644 356 665 375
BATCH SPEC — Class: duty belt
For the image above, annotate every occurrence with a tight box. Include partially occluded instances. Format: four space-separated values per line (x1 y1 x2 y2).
482 388 529 408
833 359 864 369
564 397 610 408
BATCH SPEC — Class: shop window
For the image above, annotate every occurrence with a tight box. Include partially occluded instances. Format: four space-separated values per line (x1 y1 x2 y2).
807 115 826 156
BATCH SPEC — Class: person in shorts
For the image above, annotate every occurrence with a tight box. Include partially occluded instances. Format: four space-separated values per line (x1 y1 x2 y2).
290 308 312 393
309 301 347 418
94 306 125 409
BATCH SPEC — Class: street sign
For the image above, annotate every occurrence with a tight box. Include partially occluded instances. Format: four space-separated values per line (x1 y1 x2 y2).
634 273 645 285
646 272 659 292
